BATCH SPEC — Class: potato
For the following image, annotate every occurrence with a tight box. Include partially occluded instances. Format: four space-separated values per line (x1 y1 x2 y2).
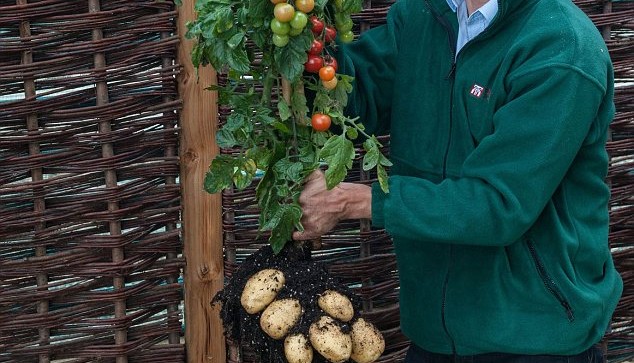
240 268 285 314
318 290 354 322
260 298 302 340
350 318 385 363
309 315 352 363
284 333 313 363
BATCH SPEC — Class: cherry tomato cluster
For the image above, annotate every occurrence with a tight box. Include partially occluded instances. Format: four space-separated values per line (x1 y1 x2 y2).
270 0 315 47
303 2 357 132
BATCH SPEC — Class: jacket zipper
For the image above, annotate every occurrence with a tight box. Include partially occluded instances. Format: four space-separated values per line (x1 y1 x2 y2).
424 0 458 355
526 239 575 322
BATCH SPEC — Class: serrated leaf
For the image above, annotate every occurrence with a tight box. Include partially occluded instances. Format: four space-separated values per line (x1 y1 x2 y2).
377 164 389 193
227 31 245 49
319 134 355 189
274 35 311 81
278 99 292 121
225 112 247 132
272 121 292 134
204 156 235 193
233 158 257 190
379 153 393 167
216 128 238 148
362 146 380 171
263 204 302 254
333 80 349 107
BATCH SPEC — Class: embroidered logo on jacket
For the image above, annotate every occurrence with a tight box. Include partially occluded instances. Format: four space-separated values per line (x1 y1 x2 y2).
469 84 485 98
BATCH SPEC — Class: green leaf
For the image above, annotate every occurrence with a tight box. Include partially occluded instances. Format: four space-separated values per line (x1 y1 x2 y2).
291 86 309 123
278 99 292 121
233 158 257 190
216 128 238 148
225 112 247 132
262 203 303 254
227 31 245 49
319 134 355 189
377 164 389 193
333 80 349 107
362 144 380 171
315 0 328 11
274 34 311 81
379 153 393 167
204 155 235 193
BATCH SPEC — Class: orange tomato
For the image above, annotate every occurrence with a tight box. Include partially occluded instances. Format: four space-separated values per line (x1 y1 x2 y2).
318 65 336 81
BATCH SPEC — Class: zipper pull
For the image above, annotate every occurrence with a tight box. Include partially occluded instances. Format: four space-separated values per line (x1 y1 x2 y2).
446 62 456 80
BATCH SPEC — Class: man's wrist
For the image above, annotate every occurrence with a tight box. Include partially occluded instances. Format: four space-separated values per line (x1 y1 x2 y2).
337 182 372 220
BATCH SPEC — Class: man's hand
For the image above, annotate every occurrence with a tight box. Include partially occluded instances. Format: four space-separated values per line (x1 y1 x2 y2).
292 170 372 241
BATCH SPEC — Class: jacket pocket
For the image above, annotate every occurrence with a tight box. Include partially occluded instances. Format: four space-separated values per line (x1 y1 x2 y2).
525 238 575 322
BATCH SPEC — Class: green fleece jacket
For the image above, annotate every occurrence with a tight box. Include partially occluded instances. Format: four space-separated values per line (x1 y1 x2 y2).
337 0 623 355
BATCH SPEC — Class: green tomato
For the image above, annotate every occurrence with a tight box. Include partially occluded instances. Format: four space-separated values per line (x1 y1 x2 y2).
290 11 308 30
339 30 354 43
289 26 304 36
334 0 344 10
272 34 290 47
335 14 353 33
270 18 291 35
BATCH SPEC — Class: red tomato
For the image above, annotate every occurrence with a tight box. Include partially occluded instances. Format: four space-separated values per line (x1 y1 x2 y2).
311 113 331 132
310 16 324 35
308 39 324 56
318 65 336 81
324 26 337 42
323 55 338 71
304 54 324 73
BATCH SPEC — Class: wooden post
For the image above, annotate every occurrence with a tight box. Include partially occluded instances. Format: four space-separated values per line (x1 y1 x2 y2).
177 2 226 363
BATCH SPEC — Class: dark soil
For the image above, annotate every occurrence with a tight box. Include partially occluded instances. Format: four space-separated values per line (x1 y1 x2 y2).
212 243 362 363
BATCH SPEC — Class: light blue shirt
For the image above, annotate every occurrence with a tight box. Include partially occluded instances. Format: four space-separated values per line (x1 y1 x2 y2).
446 0 499 56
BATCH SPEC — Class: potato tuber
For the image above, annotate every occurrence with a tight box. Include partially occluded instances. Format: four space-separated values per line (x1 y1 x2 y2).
318 289 354 322
240 268 285 314
350 318 385 363
284 333 313 363
260 298 302 340
309 315 352 363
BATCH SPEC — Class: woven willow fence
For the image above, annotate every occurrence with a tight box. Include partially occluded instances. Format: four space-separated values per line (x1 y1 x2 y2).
0 1 184 362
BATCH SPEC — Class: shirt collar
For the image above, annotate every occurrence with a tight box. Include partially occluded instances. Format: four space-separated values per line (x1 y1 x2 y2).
446 0 499 22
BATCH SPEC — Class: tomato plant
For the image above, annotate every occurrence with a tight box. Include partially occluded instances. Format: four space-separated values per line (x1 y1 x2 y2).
187 0 390 253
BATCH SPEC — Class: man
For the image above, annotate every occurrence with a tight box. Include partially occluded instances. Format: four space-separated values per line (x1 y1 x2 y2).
292 0 624 361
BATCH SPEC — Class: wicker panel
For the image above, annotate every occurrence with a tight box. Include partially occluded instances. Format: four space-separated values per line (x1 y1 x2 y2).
602 0 634 361
0 1 184 362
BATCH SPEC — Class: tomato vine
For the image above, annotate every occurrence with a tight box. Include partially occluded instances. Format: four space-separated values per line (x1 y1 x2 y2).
186 0 391 253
